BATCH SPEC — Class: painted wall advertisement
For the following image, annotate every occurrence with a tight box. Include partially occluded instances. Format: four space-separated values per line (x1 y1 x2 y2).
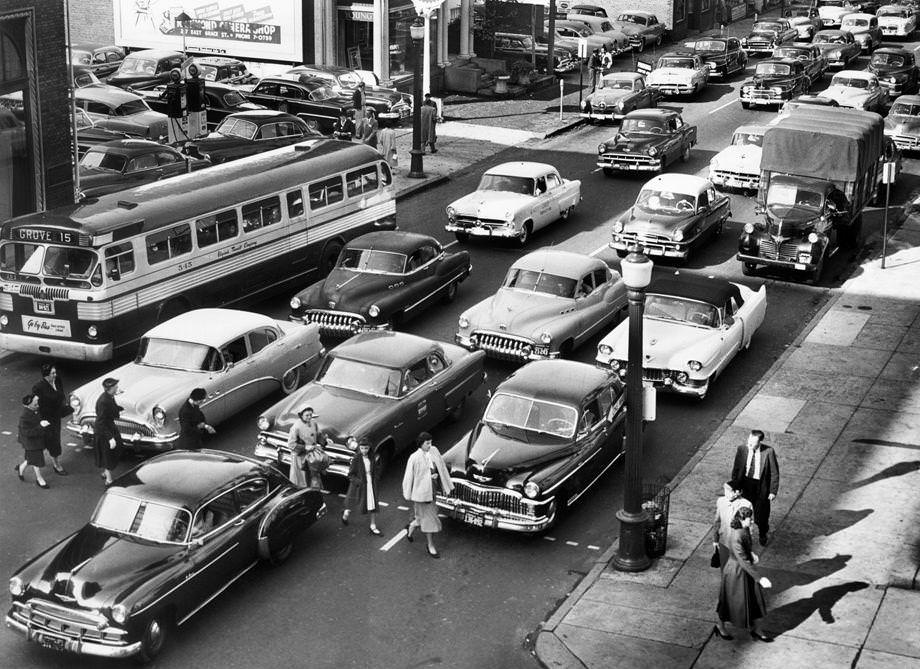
113 0 303 62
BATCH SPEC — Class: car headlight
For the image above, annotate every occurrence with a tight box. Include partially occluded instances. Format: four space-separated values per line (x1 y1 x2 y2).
9 576 24 597
290 296 301 310
673 230 684 241
613 220 624 233
87 325 98 338
540 332 552 344
504 210 515 223
111 604 128 624
446 206 456 220
808 232 820 243
580 100 588 109
830 50 842 58
744 223 755 234
648 146 659 157
888 76 899 84
598 344 613 356
688 360 703 371
598 143 607 154
0 314 7 327
523 481 540 498
70 394 82 413
368 305 380 318
676 371 690 384
458 316 470 329
742 86 753 93
257 416 271 431
152 407 166 427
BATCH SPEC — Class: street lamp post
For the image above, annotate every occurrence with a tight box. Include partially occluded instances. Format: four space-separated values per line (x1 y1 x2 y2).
408 17 426 179
613 248 654 573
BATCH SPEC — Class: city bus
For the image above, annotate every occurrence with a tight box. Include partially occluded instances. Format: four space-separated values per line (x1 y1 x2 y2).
0 139 396 361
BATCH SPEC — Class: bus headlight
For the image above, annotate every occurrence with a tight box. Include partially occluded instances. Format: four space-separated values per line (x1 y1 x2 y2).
290 296 301 310
524 481 540 499
257 416 271 431
152 407 166 427
111 604 128 624
368 305 380 318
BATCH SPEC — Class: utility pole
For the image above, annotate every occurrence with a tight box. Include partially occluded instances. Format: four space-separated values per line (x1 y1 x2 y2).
547 0 557 77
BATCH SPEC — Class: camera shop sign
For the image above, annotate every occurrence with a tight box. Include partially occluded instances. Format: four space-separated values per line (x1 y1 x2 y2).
168 14 282 44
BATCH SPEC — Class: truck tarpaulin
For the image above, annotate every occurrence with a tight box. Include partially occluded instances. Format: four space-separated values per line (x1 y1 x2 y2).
761 107 884 182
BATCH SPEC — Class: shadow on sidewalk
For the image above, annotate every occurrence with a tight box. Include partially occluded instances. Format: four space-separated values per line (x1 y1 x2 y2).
767 581 870 636
849 460 920 490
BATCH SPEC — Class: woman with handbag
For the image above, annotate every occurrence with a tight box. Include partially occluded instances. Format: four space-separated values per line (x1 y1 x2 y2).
342 437 382 535
402 432 453 558
286 407 326 489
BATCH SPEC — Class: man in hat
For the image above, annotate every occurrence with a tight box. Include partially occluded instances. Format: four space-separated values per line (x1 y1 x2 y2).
177 387 215 450
94 378 124 485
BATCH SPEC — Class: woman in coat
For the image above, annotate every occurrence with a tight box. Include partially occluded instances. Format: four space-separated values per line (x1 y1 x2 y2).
94 378 125 485
713 479 752 567
378 124 397 170
402 432 453 558
16 394 50 489
32 362 71 475
342 437 381 535
715 506 774 641
286 407 325 489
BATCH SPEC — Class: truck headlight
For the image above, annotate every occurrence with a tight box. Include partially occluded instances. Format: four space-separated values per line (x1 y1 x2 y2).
111 604 128 624
688 360 703 371
598 344 613 356
9 576 23 597
744 223 755 234
290 296 301 310
540 332 552 344
458 316 469 329
808 232 819 243
523 481 540 498
257 416 271 431
368 305 380 318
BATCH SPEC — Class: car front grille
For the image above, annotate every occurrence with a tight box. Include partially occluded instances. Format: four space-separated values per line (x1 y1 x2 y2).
712 169 759 187
758 238 799 261
453 215 506 228
472 330 536 360
79 417 155 439
448 480 531 516
612 361 676 383
303 309 365 335
16 284 70 300
600 152 658 166
891 133 920 149
10 599 127 644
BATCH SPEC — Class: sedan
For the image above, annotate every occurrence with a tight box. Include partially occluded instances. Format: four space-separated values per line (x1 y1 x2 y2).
285 65 412 123
437 360 626 532
867 47 920 96
579 71 661 122
77 139 209 200
68 43 125 79
245 77 353 134
6 450 325 662
771 44 828 81
139 82 265 130
182 111 318 164
66 309 325 453
254 331 487 476
822 70 889 110
290 231 471 336
877 4 918 37
107 49 186 91
455 249 627 361
812 29 862 68
840 12 884 50
74 86 168 142
73 108 132 157
596 274 767 399
884 93 920 150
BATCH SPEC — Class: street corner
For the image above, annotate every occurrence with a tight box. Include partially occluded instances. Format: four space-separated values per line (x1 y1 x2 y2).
534 628 588 669
552 622 700 669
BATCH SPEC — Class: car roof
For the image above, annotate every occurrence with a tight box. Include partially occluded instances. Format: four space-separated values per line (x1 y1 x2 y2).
734 124 768 135
75 87 142 104
220 110 303 122
833 69 875 79
816 29 848 35
641 173 711 194
660 51 696 58
893 94 920 104
191 56 245 66
295 64 352 75
124 49 184 59
345 230 436 252
485 161 557 178
86 139 175 154
143 308 278 347
874 46 908 53
843 12 875 18
332 331 443 367
112 449 264 509
500 360 615 407
619 10 655 17
260 76 329 92
790 94 837 104
757 57 799 66
624 108 679 119
603 71 643 81
648 273 742 307
512 249 605 279
71 42 121 52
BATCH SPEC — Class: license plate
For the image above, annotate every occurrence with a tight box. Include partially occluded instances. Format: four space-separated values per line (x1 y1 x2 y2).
35 633 67 652
615 163 636 170
465 510 485 527
794 263 807 270
34 299 54 314
21 315 71 337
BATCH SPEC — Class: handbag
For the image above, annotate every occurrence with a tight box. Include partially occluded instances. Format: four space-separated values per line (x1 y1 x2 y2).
305 444 331 472
710 545 721 569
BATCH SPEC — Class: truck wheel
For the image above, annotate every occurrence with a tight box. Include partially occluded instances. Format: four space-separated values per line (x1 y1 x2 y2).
741 262 757 276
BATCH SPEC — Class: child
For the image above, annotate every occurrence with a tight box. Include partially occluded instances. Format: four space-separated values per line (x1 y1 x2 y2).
342 437 381 535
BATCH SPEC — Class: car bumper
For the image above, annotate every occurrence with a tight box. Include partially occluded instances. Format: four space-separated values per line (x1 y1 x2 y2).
879 80 909 95
580 110 627 121
445 222 521 239
881 26 911 36
455 333 555 361
649 84 698 96
740 92 790 106
65 422 178 452
597 156 662 171
436 487 555 533
737 251 817 272
888 133 920 150
826 58 849 68
0 333 113 362
609 237 689 259
596 359 709 397
710 169 759 190
254 438 351 480
289 313 388 338
742 45 776 54
6 612 141 659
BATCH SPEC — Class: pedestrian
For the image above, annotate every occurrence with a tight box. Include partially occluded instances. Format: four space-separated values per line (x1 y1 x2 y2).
287 407 326 489
343 437 382 535
355 108 379 149
600 44 613 71
31 362 72 476
730 429 779 546
16 394 50 489
712 478 752 567
420 95 437 153
176 387 215 450
93 378 124 486
332 110 355 141
352 81 366 124
402 431 453 558
714 506 774 642
588 49 602 90
378 123 397 169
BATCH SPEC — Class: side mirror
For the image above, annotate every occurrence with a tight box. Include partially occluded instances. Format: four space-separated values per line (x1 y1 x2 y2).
224 361 235 371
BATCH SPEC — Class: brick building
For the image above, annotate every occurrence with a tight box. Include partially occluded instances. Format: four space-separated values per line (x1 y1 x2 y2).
0 1 73 220
67 0 115 44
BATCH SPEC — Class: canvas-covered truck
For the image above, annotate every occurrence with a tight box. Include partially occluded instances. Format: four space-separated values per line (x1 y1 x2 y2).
737 106 884 282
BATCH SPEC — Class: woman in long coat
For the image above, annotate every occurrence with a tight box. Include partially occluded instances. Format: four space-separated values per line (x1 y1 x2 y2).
715 506 774 641
32 362 71 475
94 378 124 485
16 394 50 489
342 437 381 535
402 431 453 558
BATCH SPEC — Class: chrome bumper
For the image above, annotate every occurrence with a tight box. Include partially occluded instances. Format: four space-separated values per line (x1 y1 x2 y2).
597 156 662 171
737 251 817 272
609 238 688 259
445 223 521 239
580 110 627 121
64 422 177 451
254 439 351 479
0 333 113 362
6 613 142 659
435 495 555 533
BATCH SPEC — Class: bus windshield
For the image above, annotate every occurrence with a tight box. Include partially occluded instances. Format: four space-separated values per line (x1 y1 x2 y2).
136 337 212 371
0 243 97 280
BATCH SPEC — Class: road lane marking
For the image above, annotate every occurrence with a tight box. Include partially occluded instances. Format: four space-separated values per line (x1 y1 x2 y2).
397 505 409 511
565 541 579 547
544 536 556 541
587 545 601 551
709 98 737 115
378 501 389 507
590 243 609 256
380 531 406 552
1 431 10 436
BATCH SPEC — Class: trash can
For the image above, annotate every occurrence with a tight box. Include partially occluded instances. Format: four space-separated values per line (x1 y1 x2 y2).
641 480 671 558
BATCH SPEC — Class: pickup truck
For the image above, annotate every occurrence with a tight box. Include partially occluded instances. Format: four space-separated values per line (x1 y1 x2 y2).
597 108 697 174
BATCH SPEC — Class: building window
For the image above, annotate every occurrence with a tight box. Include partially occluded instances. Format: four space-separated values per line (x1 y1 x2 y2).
0 13 36 221
675 0 687 22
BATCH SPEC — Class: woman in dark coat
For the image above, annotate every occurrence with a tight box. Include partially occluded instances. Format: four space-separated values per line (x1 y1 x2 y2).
715 506 774 642
16 394 50 489
94 378 125 485
32 362 72 475
342 437 381 535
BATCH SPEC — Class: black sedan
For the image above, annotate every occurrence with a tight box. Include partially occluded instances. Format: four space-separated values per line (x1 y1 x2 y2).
437 359 626 532
183 110 319 164
78 139 210 199
245 77 354 133
289 231 472 336
682 33 748 78
868 47 920 97
69 43 125 80
285 65 412 123
6 450 325 662
107 49 186 91
139 82 265 130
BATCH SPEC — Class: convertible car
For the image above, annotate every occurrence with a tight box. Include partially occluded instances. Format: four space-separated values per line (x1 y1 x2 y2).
66 309 324 453
436 360 626 532
609 174 731 260
709 124 768 191
254 331 486 477
595 274 767 399
884 94 920 150
455 249 627 361
6 450 325 662
289 231 472 336
579 72 660 122
445 162 581 245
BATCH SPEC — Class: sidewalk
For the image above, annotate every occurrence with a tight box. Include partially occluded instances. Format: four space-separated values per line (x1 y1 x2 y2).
534 212 920 667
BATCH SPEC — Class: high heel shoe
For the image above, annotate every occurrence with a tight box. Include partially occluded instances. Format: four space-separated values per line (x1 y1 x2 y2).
404 523 414 542
36 480 49 490
427 546 440 559
712 625 733 641
14 465 24 482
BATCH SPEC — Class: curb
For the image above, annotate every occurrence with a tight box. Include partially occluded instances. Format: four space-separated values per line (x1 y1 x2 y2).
395 174 450 201
541 117 587 139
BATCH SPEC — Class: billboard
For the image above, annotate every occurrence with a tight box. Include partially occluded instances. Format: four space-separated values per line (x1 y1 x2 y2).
113 0 303 62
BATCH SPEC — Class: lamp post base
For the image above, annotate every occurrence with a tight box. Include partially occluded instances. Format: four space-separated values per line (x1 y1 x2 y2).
612 508 651 572
407 148 426 179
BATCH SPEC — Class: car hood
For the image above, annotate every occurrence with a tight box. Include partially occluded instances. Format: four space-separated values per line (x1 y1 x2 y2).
301 269 395 313
450 191 534 217
611 134 669 152
608 21 643 35
623 207 696 235
587 88 633 105
465 289 573 338
461 422 575 477
819 7 850 17
842 24 871 33
189 132 255 151
869 63 911 76
264 382 388 441
747 30 780 39
885 115 920 134
711 144 762 170
824 84 871 103
648 68 696 82
752 74 794 87
24 525 180 610
601 318 720 368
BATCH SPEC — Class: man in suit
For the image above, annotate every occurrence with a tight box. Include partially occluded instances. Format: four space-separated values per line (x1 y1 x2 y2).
731 429 780 546
177 388 215 450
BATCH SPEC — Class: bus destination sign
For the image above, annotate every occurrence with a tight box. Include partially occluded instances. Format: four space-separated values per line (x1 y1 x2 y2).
12 228 78 245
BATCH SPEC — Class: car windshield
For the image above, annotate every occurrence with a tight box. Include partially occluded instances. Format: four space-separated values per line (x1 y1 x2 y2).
832 75 869 88
503 267 577 298
309 85 337 101
753 21 783 31
195 65 221 81
815 33 846 43
80 149 127 172
136 337 212 371
222 91 246 107
871 53 906 67
601 77 634 90
315 355 402 397
338 248 407 274
477 174 535 195
767 182 824 212
756 62 792 76
890 101 920 115
645 294 720 328
635 188 696 214
215 117 258 139
732 131 764 146
842 18 869 27
92 492 191 544
659 57 695 68
620 117 666 133
117 56 158 75
878 7 908 15
114 99 150 116
484 392 578 439
694 40 727 52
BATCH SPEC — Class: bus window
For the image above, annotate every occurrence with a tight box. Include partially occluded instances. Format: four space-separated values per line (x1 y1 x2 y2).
380 162 392 186
286 189 305 218
104 242 135 281
308 176 344 210
146 224 192 265
346 165 379 198
43 246 97 279
196 209 239 247
242 196 282 232
0 242 42 276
